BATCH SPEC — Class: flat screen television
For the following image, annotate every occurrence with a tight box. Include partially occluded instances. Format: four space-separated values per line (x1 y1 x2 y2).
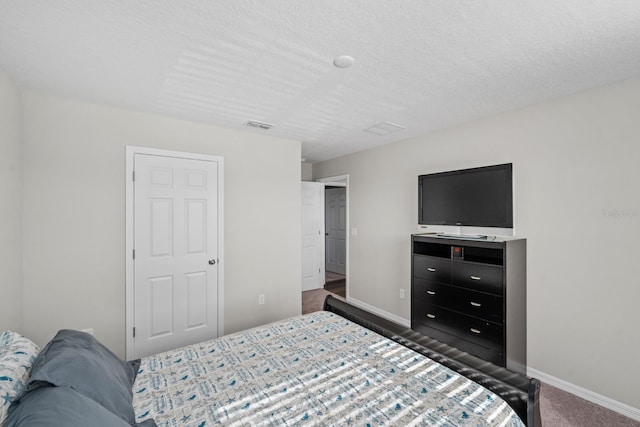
418 163 513 232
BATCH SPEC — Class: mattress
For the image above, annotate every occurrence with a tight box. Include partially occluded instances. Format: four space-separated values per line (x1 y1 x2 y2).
133 311 525 426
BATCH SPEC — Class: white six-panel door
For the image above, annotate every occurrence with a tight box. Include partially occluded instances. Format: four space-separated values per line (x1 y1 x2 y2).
127 148 223 359
301 182 324 291
325 187 346 275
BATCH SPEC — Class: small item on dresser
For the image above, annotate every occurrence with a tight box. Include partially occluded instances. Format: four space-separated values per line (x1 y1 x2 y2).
451 245 464 259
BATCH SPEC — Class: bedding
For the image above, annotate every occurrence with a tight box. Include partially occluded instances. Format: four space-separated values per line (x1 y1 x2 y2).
25 329 138 424
133 311 526 426
4 330 152 427
4 385 137 427
0 331 39 424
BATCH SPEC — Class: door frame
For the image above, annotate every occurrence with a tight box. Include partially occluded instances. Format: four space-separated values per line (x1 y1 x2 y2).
316 174 349 299
125 146 225 360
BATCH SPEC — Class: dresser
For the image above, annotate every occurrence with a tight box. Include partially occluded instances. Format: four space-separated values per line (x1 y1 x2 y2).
411 234 526 374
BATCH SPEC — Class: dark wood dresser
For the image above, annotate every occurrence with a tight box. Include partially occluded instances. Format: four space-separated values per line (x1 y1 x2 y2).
411 234 526 374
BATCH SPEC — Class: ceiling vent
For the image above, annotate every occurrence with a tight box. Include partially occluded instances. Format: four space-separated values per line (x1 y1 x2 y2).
364 122 405 136
244 120 274 130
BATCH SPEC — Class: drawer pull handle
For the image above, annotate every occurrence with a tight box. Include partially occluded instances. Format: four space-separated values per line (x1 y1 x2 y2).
470 301 482 307
427 268 436 272
470 275 482 281
426 313 436 319
470 328 482 334
426 290 436 295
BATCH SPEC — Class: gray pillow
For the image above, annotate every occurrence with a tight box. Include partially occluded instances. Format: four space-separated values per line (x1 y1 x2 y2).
4 385 132 427
26 330 138 424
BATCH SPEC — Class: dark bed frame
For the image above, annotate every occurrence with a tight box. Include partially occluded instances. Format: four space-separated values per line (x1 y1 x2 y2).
323 295 541 427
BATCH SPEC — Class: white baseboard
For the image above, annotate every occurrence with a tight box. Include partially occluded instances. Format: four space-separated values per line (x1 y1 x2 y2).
527 367 640 422
346 297 411 328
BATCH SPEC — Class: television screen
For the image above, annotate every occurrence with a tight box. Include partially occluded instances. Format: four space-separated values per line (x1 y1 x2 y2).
418 163 513 228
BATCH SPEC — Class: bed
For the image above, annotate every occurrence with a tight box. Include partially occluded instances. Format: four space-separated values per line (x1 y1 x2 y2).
1 296 540 426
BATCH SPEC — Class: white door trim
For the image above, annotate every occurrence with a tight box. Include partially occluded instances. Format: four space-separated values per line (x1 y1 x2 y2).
125 146 225 360
316 175 349 299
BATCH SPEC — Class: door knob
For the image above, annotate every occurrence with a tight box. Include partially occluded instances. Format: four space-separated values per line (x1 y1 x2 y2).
208 259 216 265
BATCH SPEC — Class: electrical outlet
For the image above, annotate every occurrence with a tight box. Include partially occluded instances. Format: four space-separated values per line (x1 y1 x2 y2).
258 294 265 305
399 289 406 300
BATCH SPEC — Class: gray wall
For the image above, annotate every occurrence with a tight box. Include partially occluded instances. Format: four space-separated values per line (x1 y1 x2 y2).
0 69 23 332
301 162 313 181
20 92 302 357
314 76 640 409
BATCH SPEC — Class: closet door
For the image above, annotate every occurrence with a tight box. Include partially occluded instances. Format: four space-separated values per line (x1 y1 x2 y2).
129 149 223 358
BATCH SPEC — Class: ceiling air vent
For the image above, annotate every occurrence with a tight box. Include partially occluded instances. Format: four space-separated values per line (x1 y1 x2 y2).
364 122 405 136
244 120 274 130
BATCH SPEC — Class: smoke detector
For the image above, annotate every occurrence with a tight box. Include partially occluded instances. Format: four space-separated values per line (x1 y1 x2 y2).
333 55 355 68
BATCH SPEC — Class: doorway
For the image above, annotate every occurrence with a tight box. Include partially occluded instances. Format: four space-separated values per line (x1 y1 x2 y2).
318 175 349 299
324 186 346 297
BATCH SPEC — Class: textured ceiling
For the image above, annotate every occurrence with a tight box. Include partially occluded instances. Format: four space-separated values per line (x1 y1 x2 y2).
1 1 640 163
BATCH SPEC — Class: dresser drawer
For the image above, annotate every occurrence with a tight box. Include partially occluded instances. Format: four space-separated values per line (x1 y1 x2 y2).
414 304 503 351
413 255 450 283
413 279 503 324
452 261 503 295
412 322 504 366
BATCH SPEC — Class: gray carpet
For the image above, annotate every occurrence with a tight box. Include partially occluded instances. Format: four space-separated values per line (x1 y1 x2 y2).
302 288 344 314
538 382 639 427
301 290 640 427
